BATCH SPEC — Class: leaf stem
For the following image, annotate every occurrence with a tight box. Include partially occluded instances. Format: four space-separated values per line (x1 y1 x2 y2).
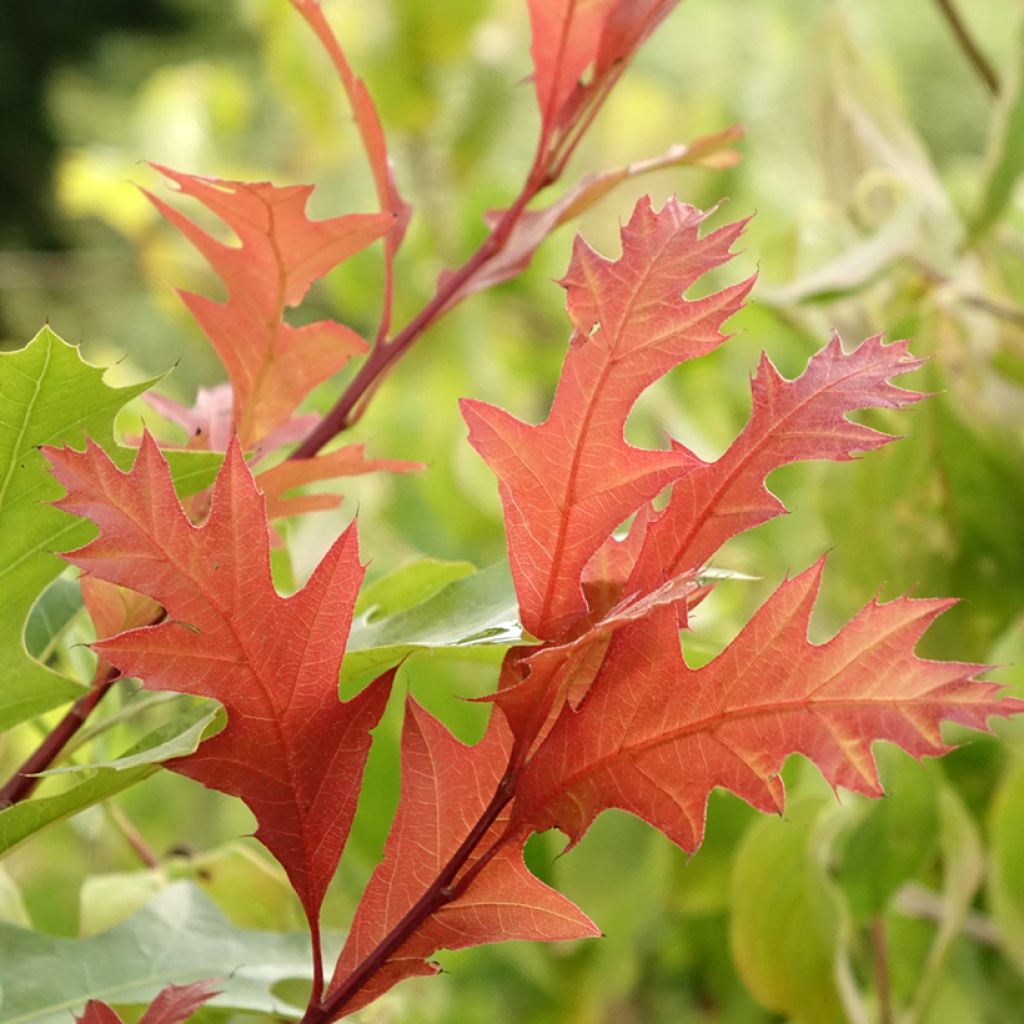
871 915 894 1024
105 803 160 869
931 0 1000 96
0 661 122 808
291 179 544 458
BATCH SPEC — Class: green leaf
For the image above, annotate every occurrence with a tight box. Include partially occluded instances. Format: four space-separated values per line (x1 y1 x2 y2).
0 865 30 927
0 328 149 730
0 706 218 857
907 784 984 1023
0 327 221 733
355 557 476 619
834 751 940 923
729 795 849 1024
988 756 1024 976
970 15 1024 241
81 842 305 936
342 561 526 685
23 576 83 661
0 881 334 1023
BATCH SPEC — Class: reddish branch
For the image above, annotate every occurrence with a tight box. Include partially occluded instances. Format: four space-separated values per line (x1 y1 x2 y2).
0 661 122 807
302 778 517 1024
291 2 670 458
932 0 1000 96
292 186 539 457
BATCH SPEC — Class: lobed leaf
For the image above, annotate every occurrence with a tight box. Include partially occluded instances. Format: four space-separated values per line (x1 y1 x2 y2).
43 435 391 935
343 561 525 685
627 332 927 594
462 197 752 640
146 168 392 446
0 706 217 857
729 797 849 1024
526 0 678 146
325 703 596 1017
257 444 421 521
75 980 220 1024
0 883 327 1024
510 560 1022 851
0 328 149 731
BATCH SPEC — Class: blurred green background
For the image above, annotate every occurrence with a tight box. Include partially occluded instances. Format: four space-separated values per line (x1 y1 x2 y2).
2 0 1023 1021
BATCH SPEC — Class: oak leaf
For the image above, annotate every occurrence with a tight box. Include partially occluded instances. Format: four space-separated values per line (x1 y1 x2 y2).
146 167 392 446
325 703 596 1017
75 980 220 1024
526 0 677 144
627 332 928 594
511 562 1023 851
462 197 752 640
44 434 390 942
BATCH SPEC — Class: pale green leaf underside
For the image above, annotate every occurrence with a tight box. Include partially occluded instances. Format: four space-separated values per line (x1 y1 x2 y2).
0 706 218 858
0 881 336 1023
343 561 527 685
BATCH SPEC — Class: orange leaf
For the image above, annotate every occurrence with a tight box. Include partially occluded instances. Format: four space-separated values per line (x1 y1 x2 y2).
326 703 596 1017
628 333 927 593
512 561 1022 851
45 435 391 939
462 197 751 640
147 168 392 446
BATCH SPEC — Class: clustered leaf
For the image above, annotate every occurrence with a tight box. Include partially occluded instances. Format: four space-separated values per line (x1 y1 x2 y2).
317 197 1023 1019
6 2 1023 1021
462 199 753 640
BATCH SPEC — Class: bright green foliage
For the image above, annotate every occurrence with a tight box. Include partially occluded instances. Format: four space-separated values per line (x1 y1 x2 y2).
0 328 221 731
990 757 1024 975
971 19 1024 239
343 561 524 685
729 795 849 1024
0 328 148 728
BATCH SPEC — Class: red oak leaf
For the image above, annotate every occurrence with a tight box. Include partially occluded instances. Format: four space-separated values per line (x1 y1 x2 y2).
492 560 706 759
75 1004 121 1024
526 0 678 145
627 333 927 594
527 0 618 141
462 197 752 641
75 980 220 1024
325 703 596 1018
290 0 411 248
136 981 222 1024
257 444 422 521
511 561 1023 852
44 434 391 947
146 167 393 446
